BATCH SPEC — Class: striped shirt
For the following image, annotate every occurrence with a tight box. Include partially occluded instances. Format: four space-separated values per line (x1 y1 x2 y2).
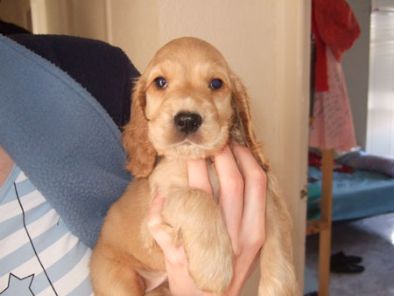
0 166 93 296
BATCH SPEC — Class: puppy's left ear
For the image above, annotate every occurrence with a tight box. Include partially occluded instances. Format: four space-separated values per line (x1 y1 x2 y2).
123 77 157 178
230 72 270 172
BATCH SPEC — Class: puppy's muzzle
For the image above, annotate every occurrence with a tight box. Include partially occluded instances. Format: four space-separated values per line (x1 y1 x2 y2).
174 112 202 134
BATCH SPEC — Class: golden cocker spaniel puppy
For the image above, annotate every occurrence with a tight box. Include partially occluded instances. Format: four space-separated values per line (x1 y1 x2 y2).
90 37 298 295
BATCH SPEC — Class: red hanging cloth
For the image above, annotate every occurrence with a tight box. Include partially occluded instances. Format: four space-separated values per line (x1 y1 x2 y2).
312 0 360 92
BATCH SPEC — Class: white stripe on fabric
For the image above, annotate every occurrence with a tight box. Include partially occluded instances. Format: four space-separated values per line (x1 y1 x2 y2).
0 209 59 259
31 235 86 295
0 189 46 223
0 232 79 289
67 274 93 296
0 170 94 295
37 250 91 296
0 201 53 241
15 171 27 183
37 232 79 268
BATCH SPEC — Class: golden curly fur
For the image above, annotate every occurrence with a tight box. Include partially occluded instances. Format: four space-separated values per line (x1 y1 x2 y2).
90 37 299 295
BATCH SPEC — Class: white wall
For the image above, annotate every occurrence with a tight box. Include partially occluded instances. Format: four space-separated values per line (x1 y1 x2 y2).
0 0 31 31
366 4 394 157
342 0 371 149
30 0 108 38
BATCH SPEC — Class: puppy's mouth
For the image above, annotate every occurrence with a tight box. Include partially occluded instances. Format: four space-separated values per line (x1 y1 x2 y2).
165 129 228 159
169 136 205 150
150 110 229 159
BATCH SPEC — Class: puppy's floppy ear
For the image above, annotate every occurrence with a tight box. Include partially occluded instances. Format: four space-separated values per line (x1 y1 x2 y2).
123 77 157 178
230 72 270 172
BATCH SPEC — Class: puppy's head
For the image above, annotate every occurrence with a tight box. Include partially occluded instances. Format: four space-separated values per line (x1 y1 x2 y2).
124 37 268 178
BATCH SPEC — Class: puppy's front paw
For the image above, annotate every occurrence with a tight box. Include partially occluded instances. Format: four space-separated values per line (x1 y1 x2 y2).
163 188 233 293
186 216 233 293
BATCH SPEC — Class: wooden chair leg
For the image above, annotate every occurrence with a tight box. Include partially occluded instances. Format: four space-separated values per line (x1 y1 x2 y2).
318 149 334 296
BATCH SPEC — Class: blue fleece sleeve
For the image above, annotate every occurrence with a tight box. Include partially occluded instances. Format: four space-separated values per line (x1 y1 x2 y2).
0 35 131 247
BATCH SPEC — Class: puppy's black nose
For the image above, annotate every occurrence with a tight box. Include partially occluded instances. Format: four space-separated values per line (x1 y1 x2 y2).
174 112 202 134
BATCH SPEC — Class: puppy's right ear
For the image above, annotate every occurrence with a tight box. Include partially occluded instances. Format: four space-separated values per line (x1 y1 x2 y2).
230 72 270 172
123 77 157 178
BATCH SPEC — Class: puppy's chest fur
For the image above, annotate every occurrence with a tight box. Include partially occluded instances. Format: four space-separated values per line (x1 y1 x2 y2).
149 158 188 197
149 157 219 201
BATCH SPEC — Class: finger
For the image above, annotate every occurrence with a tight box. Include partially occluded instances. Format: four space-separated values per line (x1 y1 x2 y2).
147 195 166 230
187 159 212 195
148 197 191 270
147 196 177 254
214 145 244 253
230 251 260 294
232 144 267 248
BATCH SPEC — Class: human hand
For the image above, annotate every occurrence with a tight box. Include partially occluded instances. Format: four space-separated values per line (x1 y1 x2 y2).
148 144 267 295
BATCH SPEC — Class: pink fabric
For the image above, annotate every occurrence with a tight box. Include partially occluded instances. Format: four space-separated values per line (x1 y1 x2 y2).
309 48 357 151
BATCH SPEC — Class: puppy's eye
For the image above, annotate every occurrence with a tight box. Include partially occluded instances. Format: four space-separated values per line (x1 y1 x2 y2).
209 78 223 90
154 76 168 89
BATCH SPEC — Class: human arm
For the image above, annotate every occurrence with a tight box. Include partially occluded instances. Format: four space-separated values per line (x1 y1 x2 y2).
0 147 14 187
